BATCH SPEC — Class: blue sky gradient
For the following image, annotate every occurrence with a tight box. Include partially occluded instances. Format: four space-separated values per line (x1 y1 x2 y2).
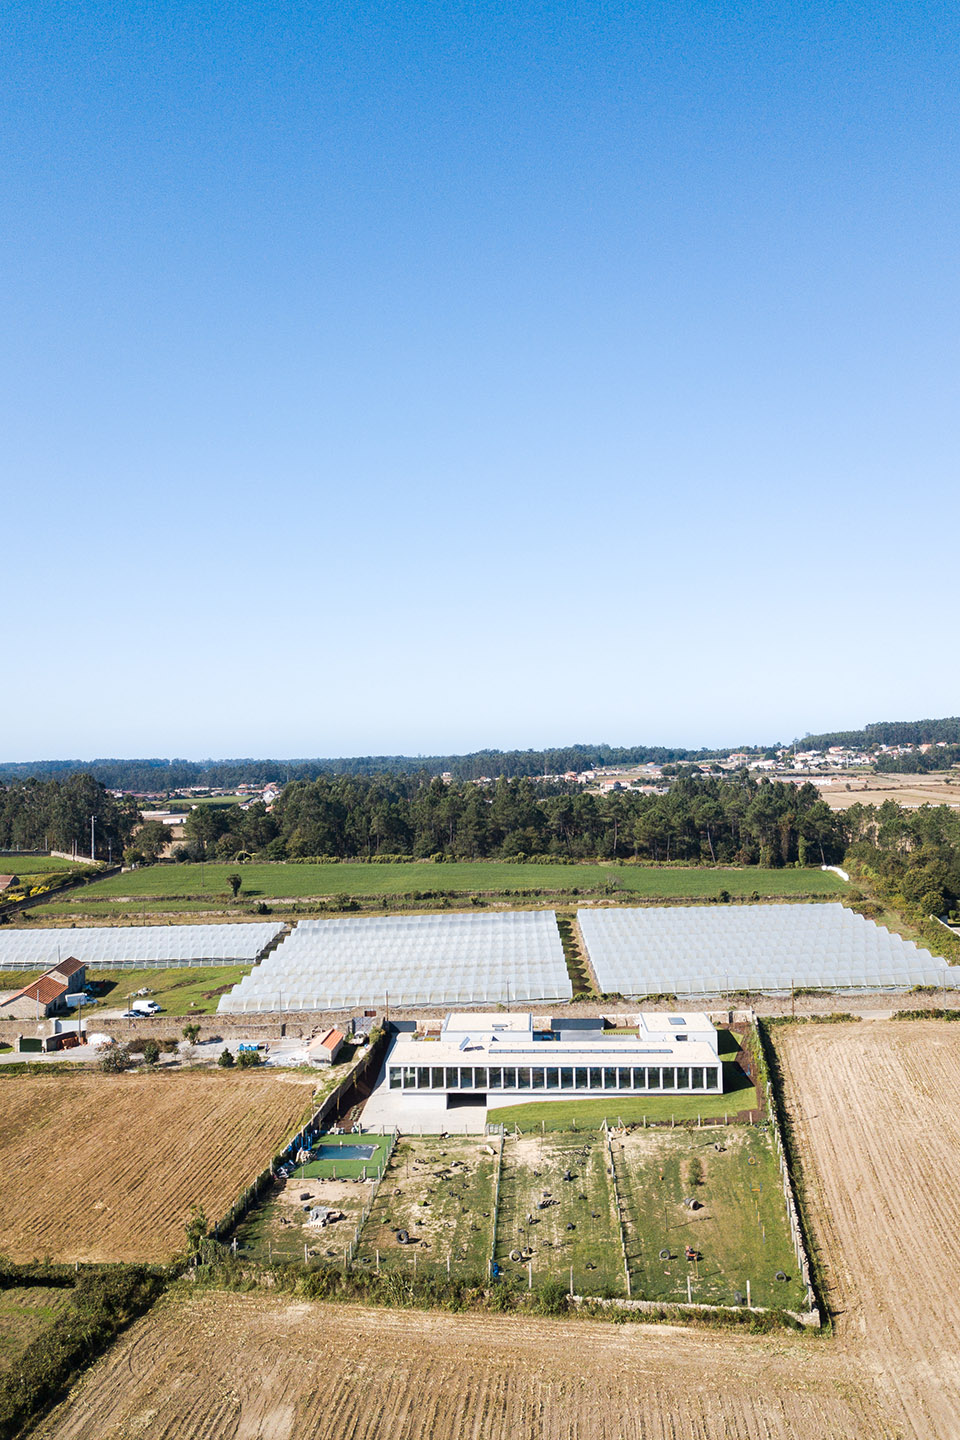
3 1 958 757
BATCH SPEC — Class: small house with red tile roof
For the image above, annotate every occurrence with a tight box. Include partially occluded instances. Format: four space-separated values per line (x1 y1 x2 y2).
0 957 87 1020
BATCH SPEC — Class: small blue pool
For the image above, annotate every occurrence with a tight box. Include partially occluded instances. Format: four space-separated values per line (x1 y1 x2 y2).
315 1144 376 1161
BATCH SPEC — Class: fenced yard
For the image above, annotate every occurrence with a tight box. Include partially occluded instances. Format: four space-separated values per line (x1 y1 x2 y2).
494 1133 625 1295
354 1136 497 1279
229 1120 808 1314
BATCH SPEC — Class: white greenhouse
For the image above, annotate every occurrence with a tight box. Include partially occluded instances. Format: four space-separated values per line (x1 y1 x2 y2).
578 903 957 996
0 922 285 970
217 910 571 1012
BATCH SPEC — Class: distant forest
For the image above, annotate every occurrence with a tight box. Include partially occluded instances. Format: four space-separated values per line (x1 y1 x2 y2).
2 716 959 792
0 744 737 790
0 774 138 858
798 717 960 750
0 773 843 867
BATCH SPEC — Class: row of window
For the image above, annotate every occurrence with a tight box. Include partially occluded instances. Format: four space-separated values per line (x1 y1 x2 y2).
388 1064 721 1092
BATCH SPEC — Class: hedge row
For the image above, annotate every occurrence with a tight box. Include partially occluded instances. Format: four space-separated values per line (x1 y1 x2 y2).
0 1267 166 1440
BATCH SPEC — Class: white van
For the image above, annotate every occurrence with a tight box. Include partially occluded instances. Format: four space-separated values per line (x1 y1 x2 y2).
131 1000 162 1016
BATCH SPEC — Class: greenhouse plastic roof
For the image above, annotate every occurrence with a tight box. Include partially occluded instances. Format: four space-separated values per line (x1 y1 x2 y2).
217 910 571 1011
0 923 284 969
577 903 957 995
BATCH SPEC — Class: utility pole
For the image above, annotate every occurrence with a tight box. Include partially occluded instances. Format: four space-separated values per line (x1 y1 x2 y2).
90 815 96 862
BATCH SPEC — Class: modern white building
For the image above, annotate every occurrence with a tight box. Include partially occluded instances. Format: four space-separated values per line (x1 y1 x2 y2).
384 1011 722 1108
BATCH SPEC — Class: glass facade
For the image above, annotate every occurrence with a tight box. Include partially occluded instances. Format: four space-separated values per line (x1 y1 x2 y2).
387 1062 722 1094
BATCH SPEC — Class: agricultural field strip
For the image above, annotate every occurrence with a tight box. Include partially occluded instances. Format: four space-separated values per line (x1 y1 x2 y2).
777 1021 960 1440
0 1073 316 1263
40 860 847 902
33 1291 892 1440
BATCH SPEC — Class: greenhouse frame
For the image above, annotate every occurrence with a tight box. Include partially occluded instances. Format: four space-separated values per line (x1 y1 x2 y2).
577 902 957 996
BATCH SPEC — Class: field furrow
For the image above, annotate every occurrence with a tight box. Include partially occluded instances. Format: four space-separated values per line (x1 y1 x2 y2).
777 1020 960 1440
0 1072 315 1261
33 1292 890 1440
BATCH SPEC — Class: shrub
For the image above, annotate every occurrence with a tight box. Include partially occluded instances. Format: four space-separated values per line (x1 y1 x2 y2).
185 1204 209 1253
141 1039 160 1066
218 1047 235 1068
237 1049 262 1068
535 1279 570 1315
98 1045 131 1074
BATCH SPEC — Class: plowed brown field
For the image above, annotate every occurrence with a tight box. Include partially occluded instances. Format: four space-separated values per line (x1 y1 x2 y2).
778 1020 960 1439
34 1293 888 1440
0 1072 314 1262
30 1021 960 1438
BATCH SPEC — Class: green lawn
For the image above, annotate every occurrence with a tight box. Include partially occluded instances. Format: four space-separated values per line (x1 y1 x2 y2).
615 1127 807 1310
487 1063 757 1130
294 1131 394 1180
0 855 92 874
0 965 254 1017
90 965 253 1016
40 860 845 904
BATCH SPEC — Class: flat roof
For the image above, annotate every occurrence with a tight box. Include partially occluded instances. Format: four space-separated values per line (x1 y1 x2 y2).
443 1012 532 1034
387 1032 719 1068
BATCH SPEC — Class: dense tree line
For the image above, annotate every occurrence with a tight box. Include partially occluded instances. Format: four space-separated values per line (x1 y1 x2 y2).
797 716 960 750
845 801 960 919
176 774 845 867
0 776 138 858
0 742 760 790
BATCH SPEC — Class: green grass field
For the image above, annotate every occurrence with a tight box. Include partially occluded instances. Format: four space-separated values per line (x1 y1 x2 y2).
486 1064 757 1129
36 860 845 905
615 1126 806 1310
0 965 253 1017
495 1131 626 1294
0 856 91 874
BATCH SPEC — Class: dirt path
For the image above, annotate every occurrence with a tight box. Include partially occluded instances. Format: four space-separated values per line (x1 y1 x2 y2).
778 1020 960 1438
34 1291 889 1440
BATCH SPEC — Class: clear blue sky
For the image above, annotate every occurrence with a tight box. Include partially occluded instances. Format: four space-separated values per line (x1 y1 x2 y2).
3 0 959 759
